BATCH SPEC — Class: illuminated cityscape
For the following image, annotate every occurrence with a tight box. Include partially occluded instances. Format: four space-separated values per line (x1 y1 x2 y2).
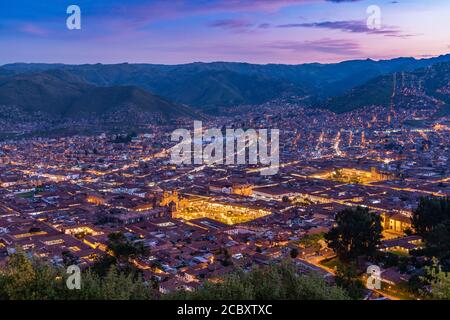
0 0 449 304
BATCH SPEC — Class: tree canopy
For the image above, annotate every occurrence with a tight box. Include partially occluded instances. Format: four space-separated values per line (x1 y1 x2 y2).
166 262 349 300
90 231 148 277
0 252 351 300
325 207 382 262
0 251 155 300
412 197 450 266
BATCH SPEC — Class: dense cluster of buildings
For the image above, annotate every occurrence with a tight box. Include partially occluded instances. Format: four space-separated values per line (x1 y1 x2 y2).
0 102 449 296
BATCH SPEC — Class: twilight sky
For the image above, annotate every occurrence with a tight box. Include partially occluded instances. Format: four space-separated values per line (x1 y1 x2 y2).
0 0 449 64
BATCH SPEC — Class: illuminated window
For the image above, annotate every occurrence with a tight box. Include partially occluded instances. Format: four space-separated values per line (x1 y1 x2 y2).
44 239 65 246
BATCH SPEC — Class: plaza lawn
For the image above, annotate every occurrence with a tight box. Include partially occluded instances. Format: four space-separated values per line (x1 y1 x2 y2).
17 191 35 198
390 250 410 257
320 257 340 271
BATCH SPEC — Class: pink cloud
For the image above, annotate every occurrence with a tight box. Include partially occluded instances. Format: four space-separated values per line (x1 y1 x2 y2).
20 23 50 37
267 38 362 56
106 0 327 30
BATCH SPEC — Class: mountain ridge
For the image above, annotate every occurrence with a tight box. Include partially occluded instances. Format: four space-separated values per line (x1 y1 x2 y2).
0 71 201 123
2 54 450 111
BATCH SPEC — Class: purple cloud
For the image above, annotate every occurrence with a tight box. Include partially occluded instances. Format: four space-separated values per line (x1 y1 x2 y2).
108 0 359 28
258 23 271 29
209 19 254 32
267 38 361 56
277 20 415 38
19 23 50 37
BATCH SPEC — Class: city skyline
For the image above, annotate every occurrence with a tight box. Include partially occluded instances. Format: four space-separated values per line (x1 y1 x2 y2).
1 0 449 64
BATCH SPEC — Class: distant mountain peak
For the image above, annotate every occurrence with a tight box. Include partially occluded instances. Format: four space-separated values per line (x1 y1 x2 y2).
0 70 201 123
2 54 450 114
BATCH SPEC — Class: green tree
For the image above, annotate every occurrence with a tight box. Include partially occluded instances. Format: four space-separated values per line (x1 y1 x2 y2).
90 232 148 278
334 263 365 300
107 232 147 262
412 197 450 264
325 207 382 262
422 262 450 300
166 262 349 300
90 254 118 277
412 197 450 235
219 248 233 267
0 251 156 300
62 250 79 267
67 267 155 300
290 248 299 259
0 251 64 300
298 233 325 251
